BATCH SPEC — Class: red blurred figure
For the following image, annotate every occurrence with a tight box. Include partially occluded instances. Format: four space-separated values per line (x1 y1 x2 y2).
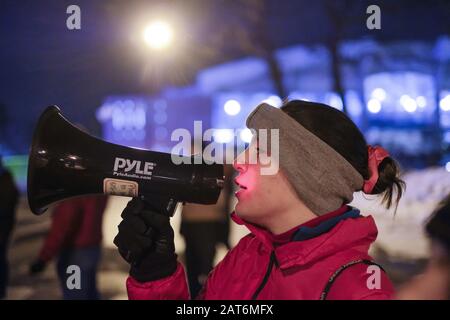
30 195 108 300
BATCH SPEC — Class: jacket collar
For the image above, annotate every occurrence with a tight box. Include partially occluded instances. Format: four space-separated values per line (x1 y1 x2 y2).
231 208 378 270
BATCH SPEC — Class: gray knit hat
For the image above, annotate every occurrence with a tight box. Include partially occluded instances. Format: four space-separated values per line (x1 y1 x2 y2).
246 103 364 215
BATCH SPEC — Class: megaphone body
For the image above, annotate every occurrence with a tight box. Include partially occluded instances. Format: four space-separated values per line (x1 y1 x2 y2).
28 106 224 216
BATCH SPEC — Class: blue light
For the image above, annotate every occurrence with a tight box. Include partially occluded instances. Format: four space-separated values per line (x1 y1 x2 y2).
345 91 363 118
155 126 168 140
443 131 450 143
327 93 343 111
112 107 125 130
363 71 436 125
213 129 234 143
154 99 167 111
400 95 417 113
108 100 147 131
224 99 241 116
440 95 450 112
153 112 167 124
416 96 427 108
240 128 253 143
263 95 282 107
371 88 386 101
367 99 381 113
133 130 145 141
287 91 312 102
446 161 450 173
96 105 113 122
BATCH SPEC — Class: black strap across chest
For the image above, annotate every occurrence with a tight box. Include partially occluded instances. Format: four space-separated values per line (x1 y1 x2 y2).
320 259 385 300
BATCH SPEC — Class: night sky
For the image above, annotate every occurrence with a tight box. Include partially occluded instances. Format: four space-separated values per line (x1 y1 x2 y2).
0 0 448 154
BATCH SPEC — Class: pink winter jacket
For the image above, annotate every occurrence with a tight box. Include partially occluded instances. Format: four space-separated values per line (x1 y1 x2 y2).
127 208 394 300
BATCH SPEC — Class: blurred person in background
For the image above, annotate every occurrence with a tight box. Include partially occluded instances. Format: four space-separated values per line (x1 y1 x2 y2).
397 194 450 300
180 164 233 297
0 156 19 299
29 195 108 300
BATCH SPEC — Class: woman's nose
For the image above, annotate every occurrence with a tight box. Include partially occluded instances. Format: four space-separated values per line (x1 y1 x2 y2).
233 160 245 173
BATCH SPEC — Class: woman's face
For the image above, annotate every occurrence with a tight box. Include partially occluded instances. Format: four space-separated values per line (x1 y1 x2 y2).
233 139 299 225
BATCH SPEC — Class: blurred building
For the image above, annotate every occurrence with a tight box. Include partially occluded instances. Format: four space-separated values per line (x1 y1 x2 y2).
96 92 212 153
97 36 450 169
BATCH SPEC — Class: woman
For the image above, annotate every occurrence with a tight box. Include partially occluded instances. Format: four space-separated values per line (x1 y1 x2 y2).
114 100 405 300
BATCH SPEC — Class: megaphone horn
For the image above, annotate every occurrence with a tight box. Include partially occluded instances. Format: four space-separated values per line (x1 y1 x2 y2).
27 105 224 216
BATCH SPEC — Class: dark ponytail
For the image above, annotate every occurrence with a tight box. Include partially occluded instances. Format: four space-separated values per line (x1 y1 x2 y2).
370 157 406 210
281 100 405 210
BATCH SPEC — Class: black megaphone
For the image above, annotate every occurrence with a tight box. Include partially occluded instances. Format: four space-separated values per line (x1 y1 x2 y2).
27 106 224 216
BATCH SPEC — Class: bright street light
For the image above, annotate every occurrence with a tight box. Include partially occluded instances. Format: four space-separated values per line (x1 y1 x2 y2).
143 21 173 50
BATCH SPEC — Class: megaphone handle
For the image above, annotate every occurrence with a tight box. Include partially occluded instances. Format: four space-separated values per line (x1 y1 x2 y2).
131 196 176 268
139 195 178 217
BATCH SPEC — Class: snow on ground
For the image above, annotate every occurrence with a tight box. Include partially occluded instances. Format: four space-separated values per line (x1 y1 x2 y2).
350 166 450 260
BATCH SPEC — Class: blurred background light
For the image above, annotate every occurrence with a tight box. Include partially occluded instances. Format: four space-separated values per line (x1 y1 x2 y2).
155 126 168 140
240 128 253 143
400 94 418 113
223 99 241 116
213 129 234 143
371 88 387 101
368 99 382 113
440 94 450 111
262 95 282 107
143 20 173 49
153 112 167 124
327 92 343 111
416 96 427 108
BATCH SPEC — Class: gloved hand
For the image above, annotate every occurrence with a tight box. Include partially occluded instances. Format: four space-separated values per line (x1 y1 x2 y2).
113 197 178 282
29 259 47 275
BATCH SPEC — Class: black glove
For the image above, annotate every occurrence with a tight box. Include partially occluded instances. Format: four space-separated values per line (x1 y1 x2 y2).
113 197 178 282
29 259 47 275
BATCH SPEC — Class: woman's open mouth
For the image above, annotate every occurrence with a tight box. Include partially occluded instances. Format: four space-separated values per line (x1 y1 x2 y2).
234 179 247 198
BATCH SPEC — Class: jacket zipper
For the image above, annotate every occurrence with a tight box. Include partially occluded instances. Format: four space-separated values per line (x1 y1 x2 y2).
251 250 278 300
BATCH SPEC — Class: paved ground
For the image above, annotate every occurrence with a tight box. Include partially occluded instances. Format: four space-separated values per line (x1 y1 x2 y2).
5 198 130 300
